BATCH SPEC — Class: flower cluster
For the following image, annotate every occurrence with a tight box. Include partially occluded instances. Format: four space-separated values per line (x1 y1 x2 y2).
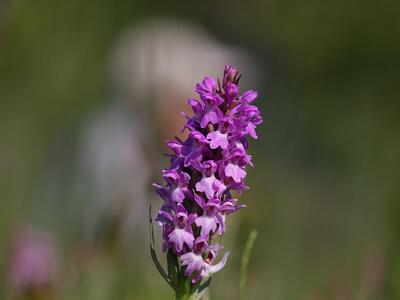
154 65 262 283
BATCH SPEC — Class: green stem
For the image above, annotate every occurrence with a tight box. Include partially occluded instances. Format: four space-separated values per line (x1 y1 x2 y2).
174 290 195 300
175 283 195 300
174 274 195 300
239 230 258 300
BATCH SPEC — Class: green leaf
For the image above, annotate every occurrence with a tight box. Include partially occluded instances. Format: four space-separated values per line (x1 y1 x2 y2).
167 248 180 289
239 229 258 300
149 205 175 291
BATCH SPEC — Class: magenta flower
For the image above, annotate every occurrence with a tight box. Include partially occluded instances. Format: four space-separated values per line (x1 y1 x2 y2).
180 237 229 285
207 130 229 149
8 227 58 295
195 161 226 200
151 65 262 298
168 204 196 253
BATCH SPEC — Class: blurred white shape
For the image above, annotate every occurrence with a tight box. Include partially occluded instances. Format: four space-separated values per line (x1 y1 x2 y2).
110 18 260 105
78 105 149 245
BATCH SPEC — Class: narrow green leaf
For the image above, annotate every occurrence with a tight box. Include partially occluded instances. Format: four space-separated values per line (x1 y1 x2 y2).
167 248 180 289
149 205 175 290
239 229 258 300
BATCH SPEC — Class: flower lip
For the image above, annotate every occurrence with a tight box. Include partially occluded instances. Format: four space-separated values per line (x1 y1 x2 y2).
207 130 228 150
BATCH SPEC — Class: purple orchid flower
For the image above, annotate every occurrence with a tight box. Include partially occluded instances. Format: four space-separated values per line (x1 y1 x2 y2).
162 170 192 203
195 160 227 199
194 197 223 237
152 65 263 297
180 237 230 284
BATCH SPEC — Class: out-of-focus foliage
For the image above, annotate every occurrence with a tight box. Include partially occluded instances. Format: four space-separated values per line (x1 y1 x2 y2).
1 0 399 299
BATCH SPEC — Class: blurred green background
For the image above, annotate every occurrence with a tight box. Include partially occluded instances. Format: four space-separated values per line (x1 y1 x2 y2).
1 0 399 299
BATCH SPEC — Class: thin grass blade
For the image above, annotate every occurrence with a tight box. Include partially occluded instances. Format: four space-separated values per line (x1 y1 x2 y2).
239 230 258 300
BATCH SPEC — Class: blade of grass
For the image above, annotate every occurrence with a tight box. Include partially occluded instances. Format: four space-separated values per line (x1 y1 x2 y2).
239 230 258 300
149 205 174 290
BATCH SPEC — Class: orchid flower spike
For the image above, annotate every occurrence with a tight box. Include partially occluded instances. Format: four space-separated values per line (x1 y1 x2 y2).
152 65 263 299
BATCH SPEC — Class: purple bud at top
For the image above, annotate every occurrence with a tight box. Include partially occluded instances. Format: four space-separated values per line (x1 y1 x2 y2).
225 83 239 105
223 65 239 86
